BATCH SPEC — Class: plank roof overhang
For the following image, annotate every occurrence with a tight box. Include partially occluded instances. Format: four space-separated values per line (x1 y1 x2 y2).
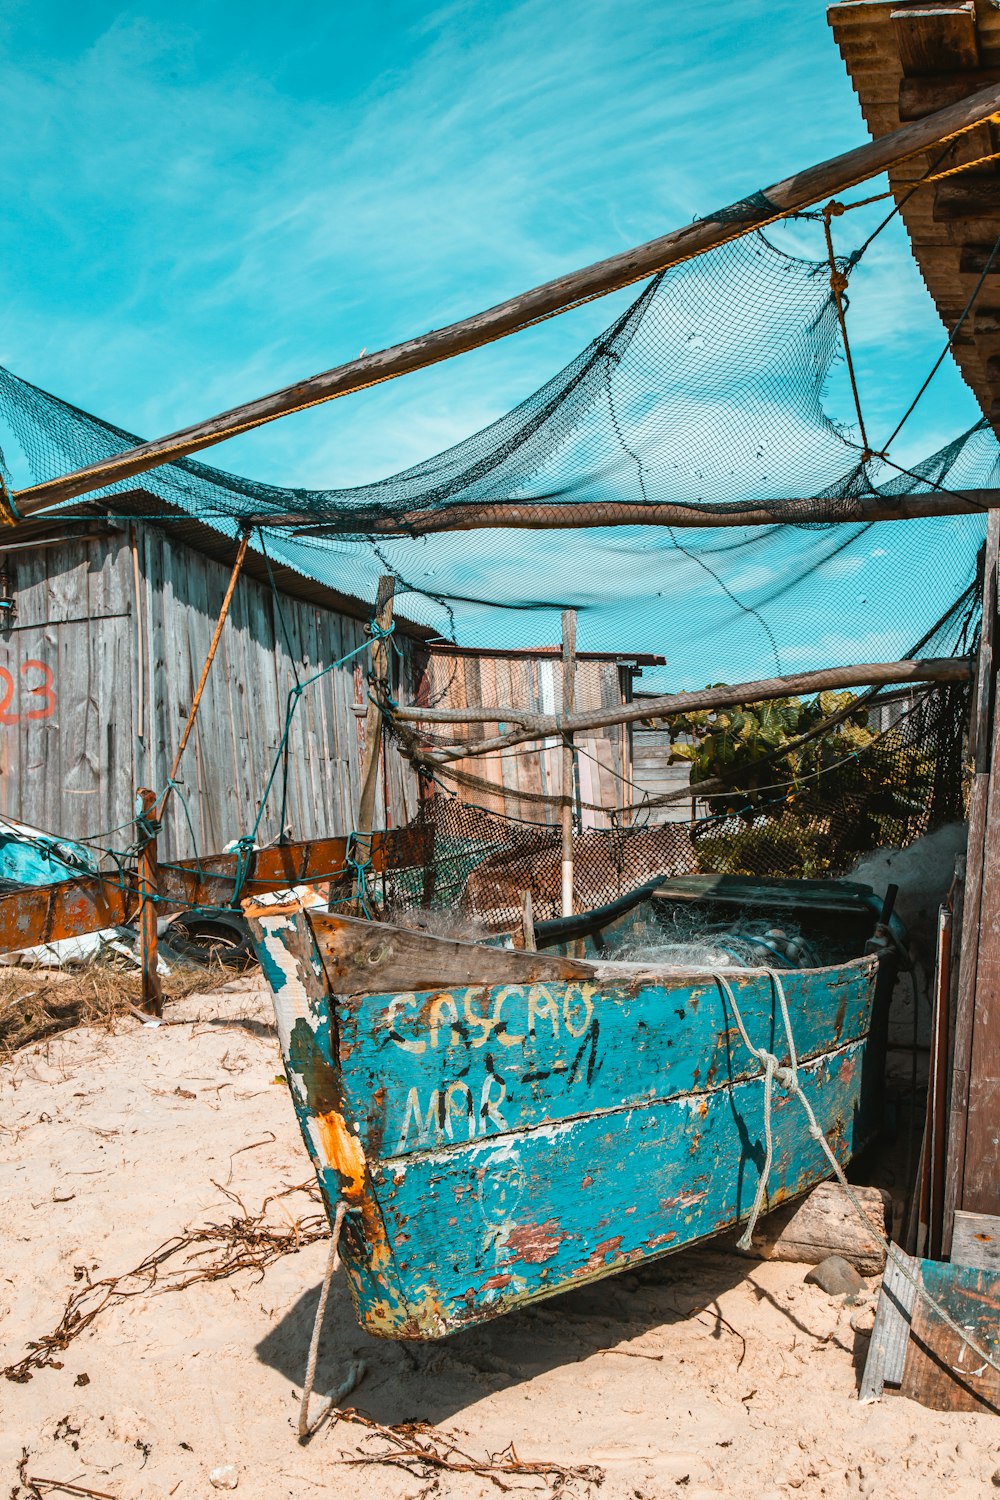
829 0 1000 429
0 489 438 639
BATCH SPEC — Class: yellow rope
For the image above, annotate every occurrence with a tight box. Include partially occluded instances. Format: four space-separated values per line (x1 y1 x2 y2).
0 474 20 526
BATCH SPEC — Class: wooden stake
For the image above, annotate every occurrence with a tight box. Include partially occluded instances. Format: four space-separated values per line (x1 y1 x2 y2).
350 576 396 907
561 609 577 920
136 786 162 1018
158 529 251 821
946 518 1000 1249
12 81 1000 519
520 889 536 951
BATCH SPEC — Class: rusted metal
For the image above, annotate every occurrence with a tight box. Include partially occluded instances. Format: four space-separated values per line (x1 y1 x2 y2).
0 827 432 957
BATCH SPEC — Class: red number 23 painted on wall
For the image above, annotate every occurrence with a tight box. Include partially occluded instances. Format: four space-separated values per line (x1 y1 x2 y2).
0 660 57 726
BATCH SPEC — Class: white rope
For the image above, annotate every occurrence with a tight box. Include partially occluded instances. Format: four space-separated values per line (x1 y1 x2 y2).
297 1200 366 1442
715 968 1000 1379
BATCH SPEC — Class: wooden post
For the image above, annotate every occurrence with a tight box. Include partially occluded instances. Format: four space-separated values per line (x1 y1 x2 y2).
521 889 536 952
561 610 577 920
350 576 395 907
946 514 1000 1248
136 786 162 1018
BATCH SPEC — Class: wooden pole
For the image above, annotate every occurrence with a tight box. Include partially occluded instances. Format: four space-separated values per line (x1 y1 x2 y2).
235 489 1000 536
391 655 974 760
11 82 1000 520
520 889 536 952
945 517 999 1250
349 576 396 910
136 786 162 1018
157 529 251 821
561 609 577 920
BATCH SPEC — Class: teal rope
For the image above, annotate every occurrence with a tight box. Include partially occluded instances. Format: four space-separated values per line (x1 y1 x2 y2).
247 636 375 843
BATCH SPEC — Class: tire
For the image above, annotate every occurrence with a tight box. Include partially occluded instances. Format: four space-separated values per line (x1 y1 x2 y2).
163 913 256 971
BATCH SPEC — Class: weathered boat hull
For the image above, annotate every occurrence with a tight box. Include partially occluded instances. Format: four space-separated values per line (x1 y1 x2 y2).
246 878 897 1339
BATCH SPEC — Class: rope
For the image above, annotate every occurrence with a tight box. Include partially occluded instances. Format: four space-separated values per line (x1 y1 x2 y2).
0 473 20 525
823 204 874 463
715 967 1000 1378
297 1201 365 1442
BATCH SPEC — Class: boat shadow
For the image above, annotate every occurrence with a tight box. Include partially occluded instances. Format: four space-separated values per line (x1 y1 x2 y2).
256 1242 762 1426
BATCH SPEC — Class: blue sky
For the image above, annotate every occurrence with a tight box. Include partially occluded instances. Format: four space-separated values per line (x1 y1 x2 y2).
0 0 991 679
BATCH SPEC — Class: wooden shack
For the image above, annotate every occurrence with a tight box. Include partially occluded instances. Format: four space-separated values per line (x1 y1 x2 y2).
0 496 422 861
417 643 666 824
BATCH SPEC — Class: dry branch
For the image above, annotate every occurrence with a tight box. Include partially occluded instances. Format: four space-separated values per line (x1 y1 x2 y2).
392 656 973 761
1 1183 327 1383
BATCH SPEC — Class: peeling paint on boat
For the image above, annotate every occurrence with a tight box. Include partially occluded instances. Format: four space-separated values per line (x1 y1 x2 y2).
244 885 896 1340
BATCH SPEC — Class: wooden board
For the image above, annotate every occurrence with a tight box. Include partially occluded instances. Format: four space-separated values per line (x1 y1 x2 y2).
891 5 979 78
900 1260 1000 1413
859 1244 919 1403
302 908 598 993
0 828 430 954
952 1209 1000 1270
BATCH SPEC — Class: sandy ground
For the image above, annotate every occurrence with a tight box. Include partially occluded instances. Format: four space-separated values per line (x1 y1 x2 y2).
1 977 997 1500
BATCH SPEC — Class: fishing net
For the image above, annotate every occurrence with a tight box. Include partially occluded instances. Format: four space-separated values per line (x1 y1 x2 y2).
0 227 996 687
0 219 988 908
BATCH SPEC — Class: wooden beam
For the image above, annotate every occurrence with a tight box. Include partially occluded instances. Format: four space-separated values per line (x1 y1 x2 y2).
304 907 596 994
945 515 999 1247
960 245 1000 275
233 489 1000 536
135 787 163 1018
12 79 1000 521
0 828 431 957
390 656 974 763
356 576 396 836
560 609 577 919
900 71 1000 121
892 4 979 77
934 173 1000 222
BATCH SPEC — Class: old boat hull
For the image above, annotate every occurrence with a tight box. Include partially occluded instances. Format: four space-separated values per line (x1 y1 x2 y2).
245 879 896 1339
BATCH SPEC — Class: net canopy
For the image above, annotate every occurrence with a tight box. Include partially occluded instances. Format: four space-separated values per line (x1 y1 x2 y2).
0 225 996 688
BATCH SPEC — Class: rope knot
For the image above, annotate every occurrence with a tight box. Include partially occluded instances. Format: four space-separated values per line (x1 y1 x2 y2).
829 270 849 296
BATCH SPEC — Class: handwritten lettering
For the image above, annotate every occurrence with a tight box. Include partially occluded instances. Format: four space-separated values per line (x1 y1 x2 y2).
0 660 58 726
528 985 560 1041
394 1068 510 1153
386 994 424 1054
563 984 595 1039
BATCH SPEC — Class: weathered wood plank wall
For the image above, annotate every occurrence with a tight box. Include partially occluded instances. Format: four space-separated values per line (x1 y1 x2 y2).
422 649 634 825
0 528 134 845
0 525 421 861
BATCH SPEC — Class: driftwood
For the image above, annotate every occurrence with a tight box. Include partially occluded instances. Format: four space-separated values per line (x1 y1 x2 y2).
12 81 1000 521
732 1182 891 1277
394 656 974 762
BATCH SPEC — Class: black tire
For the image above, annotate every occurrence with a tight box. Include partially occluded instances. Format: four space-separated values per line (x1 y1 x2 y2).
163 914 256 971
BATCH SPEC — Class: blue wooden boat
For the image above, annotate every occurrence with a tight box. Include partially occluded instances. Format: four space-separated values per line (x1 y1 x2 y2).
244 875 901 1339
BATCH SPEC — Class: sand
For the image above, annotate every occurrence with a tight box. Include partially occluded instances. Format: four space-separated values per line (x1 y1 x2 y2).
1 977 997 1500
